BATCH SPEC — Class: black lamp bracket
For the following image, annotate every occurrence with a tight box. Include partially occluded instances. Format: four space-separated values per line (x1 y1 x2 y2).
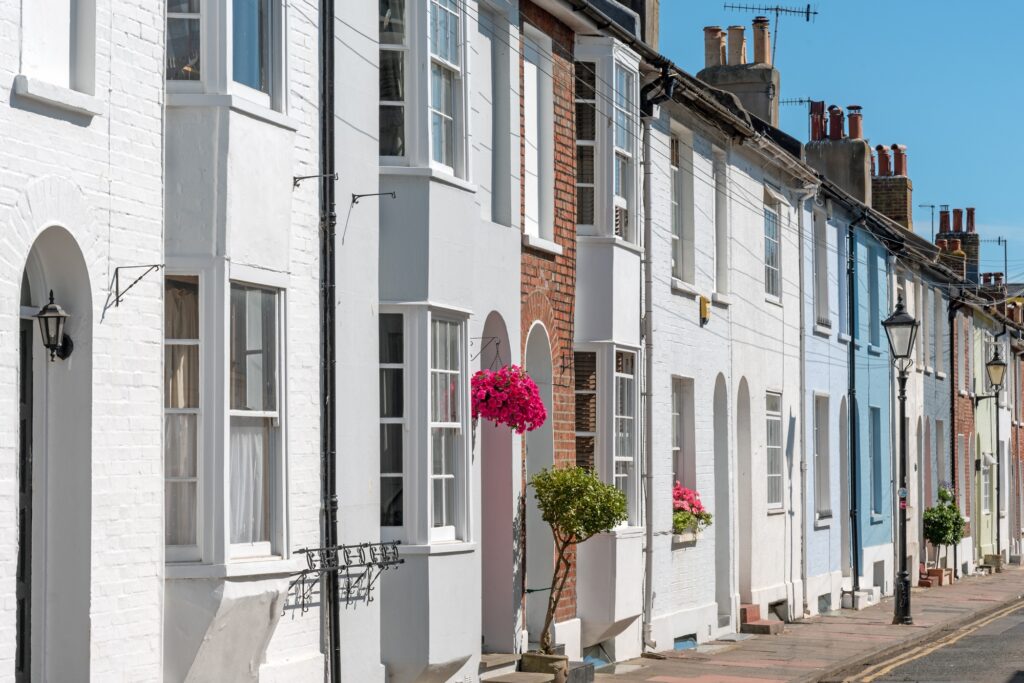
352 191 396 205
110 264 164 309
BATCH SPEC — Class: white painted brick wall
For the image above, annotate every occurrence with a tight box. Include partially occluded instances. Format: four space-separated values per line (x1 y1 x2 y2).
0 0 165 680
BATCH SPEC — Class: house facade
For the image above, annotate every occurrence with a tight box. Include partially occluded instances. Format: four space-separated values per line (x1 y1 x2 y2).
1 1 165 679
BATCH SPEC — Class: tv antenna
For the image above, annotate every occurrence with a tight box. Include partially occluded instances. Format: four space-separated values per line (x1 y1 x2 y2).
780 97 813 106
723 4 819 64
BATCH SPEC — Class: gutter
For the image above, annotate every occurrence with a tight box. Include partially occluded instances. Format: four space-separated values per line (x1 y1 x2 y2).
949 295 963 578
318 0 342 679
995 323 1008 559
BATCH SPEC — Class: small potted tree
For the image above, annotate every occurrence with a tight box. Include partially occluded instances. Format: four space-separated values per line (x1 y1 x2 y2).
672 482 713 544
523 467 627 678
922 486 965 586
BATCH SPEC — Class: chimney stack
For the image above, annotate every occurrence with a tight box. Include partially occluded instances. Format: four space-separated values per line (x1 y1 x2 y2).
995 273 1005 286
875 145 891 176
828 106 844 140
966 207 976 233
892 144 908 176
939 208 951 233
810 101 826 141
847 105 863 139
753 16 771 64
983 273 993 285
704 26 726 68
727 25 747 65
950 206 981 284
953 208 963 232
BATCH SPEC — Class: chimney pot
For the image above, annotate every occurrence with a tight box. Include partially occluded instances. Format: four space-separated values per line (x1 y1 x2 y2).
936 239 949 251
727 25 747 65
752 16 771 65
875 144 891 176
953 208 963 233
703 26 726 68
996 273 1005 285
891 144 908 176
939 209 951 233
983 272 993 285
847 105 863 139
810 100 826 141
950 238 962 253
966 207 976 233
828 105 844 140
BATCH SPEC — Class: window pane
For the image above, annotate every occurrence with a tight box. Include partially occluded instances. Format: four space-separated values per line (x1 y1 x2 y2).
165 345 199 409
430 65 455 166
166 482 197 546
380 368 403 418
380 106 405 156
577 186 594 225
381 476 403 527
230 284 277 411
381 424 403 473
432 478 445 526
167 18 201 81
379 0 405 44
233 0 270 93
575 62 596 99
380 50 405 103
379 313 404 363
577 146 594 185
429 0 458 63
166 276 199 339
576 103 595 141
169 0 200 11
165 413 198 478
230 416 273 544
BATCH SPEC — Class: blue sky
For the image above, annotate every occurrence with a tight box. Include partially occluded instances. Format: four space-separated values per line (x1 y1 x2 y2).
658 1 1024 279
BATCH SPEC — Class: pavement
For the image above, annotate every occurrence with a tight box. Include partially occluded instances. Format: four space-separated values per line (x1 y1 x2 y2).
594 566 1024 683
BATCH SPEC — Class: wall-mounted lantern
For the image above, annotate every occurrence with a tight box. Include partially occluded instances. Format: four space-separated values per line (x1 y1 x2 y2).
36 290 73 361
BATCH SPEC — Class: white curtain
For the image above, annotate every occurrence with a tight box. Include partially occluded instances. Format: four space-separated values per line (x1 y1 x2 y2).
230 417 270 544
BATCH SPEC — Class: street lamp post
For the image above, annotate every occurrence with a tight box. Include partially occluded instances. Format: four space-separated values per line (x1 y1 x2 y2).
883 296 918 626
976 345 1007 558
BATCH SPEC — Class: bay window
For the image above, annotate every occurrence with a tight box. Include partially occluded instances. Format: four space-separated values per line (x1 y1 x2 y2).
380 314 405 527
574 39 641 241
167 0 201 81
229 283 281 556
165 276 201 560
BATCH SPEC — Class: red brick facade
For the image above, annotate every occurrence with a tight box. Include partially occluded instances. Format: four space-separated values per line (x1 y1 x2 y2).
519 0 579 624
952 310 974 539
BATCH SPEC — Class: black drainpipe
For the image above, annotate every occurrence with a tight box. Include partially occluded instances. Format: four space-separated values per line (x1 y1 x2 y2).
318 0 341 679
949 295 961 578
847 219 863 593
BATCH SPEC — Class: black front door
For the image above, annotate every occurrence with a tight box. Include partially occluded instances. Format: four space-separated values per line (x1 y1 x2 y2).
17 319 32 682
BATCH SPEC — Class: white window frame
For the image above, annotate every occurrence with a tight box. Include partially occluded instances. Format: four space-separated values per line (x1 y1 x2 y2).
766 392 783 509
867 247 880 347
522 24 554 241
814 394 831 518
227 280 286 560
428 316 463 541
379 0 409 160
227 0 285 110
574 37 641 243
713 148 729 295
813 211 829 326
612 62 636 242
836 219 848 336
763 202 781 299
165 273 204 563
614 350 638 522
982 456 992 514
670 131 695 284
428 0 463 174
672 376 695 490
574 58 597 230
870 406 883 516
933 286 944 370
167 0 204 89
380 312 406 530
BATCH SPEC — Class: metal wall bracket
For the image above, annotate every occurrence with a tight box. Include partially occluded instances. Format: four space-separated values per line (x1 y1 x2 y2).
352 191 396 205
111 264 164 308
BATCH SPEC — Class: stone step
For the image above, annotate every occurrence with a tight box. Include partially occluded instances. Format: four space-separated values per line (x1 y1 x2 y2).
487 674 554 683
480 653 521 681
738 603 761 624
918 577 934 588
740 619 784 635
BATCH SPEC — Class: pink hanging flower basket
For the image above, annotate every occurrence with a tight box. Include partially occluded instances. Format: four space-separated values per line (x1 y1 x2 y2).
471 365 547 434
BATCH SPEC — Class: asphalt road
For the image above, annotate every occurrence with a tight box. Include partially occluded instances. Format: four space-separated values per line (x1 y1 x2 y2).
871 604 1024 683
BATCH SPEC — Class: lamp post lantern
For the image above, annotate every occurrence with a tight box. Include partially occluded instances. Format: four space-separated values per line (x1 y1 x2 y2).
35 290 73 361
883 296 918 625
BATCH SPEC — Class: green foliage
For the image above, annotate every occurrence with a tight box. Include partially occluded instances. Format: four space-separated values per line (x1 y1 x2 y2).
529 466 627 544
528 467 626 653
923 487 965 548
672 509 713 535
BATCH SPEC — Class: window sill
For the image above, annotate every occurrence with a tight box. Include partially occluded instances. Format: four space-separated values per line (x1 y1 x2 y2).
380 165 478 194
924 366 934 375
767 507 786 516
578 234 643 256
838 332 852 344
165 92 299 131
165 556 304 580
671 278 699 298
868 344 883 356
936 371 947 381
814 514 833 529
711 292 732 308
397 541 477 556
13 75 103 117
813 323 832 339
870 513 884 525
522 233 563 256
765 296 783 309
960 390 969 397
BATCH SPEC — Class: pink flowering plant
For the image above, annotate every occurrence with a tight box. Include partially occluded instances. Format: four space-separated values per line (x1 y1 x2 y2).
471 365 547 434
672 481 713 535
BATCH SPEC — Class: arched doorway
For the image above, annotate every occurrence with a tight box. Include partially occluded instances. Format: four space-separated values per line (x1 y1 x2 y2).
736 378 752 600
524 323 554 646
839 398 850 578
18 226 93 681
480 312 519 653
713 374 732 627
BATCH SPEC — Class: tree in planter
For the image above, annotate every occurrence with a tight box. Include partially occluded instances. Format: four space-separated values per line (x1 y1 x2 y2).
529 466 627 654
922 486 965 569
